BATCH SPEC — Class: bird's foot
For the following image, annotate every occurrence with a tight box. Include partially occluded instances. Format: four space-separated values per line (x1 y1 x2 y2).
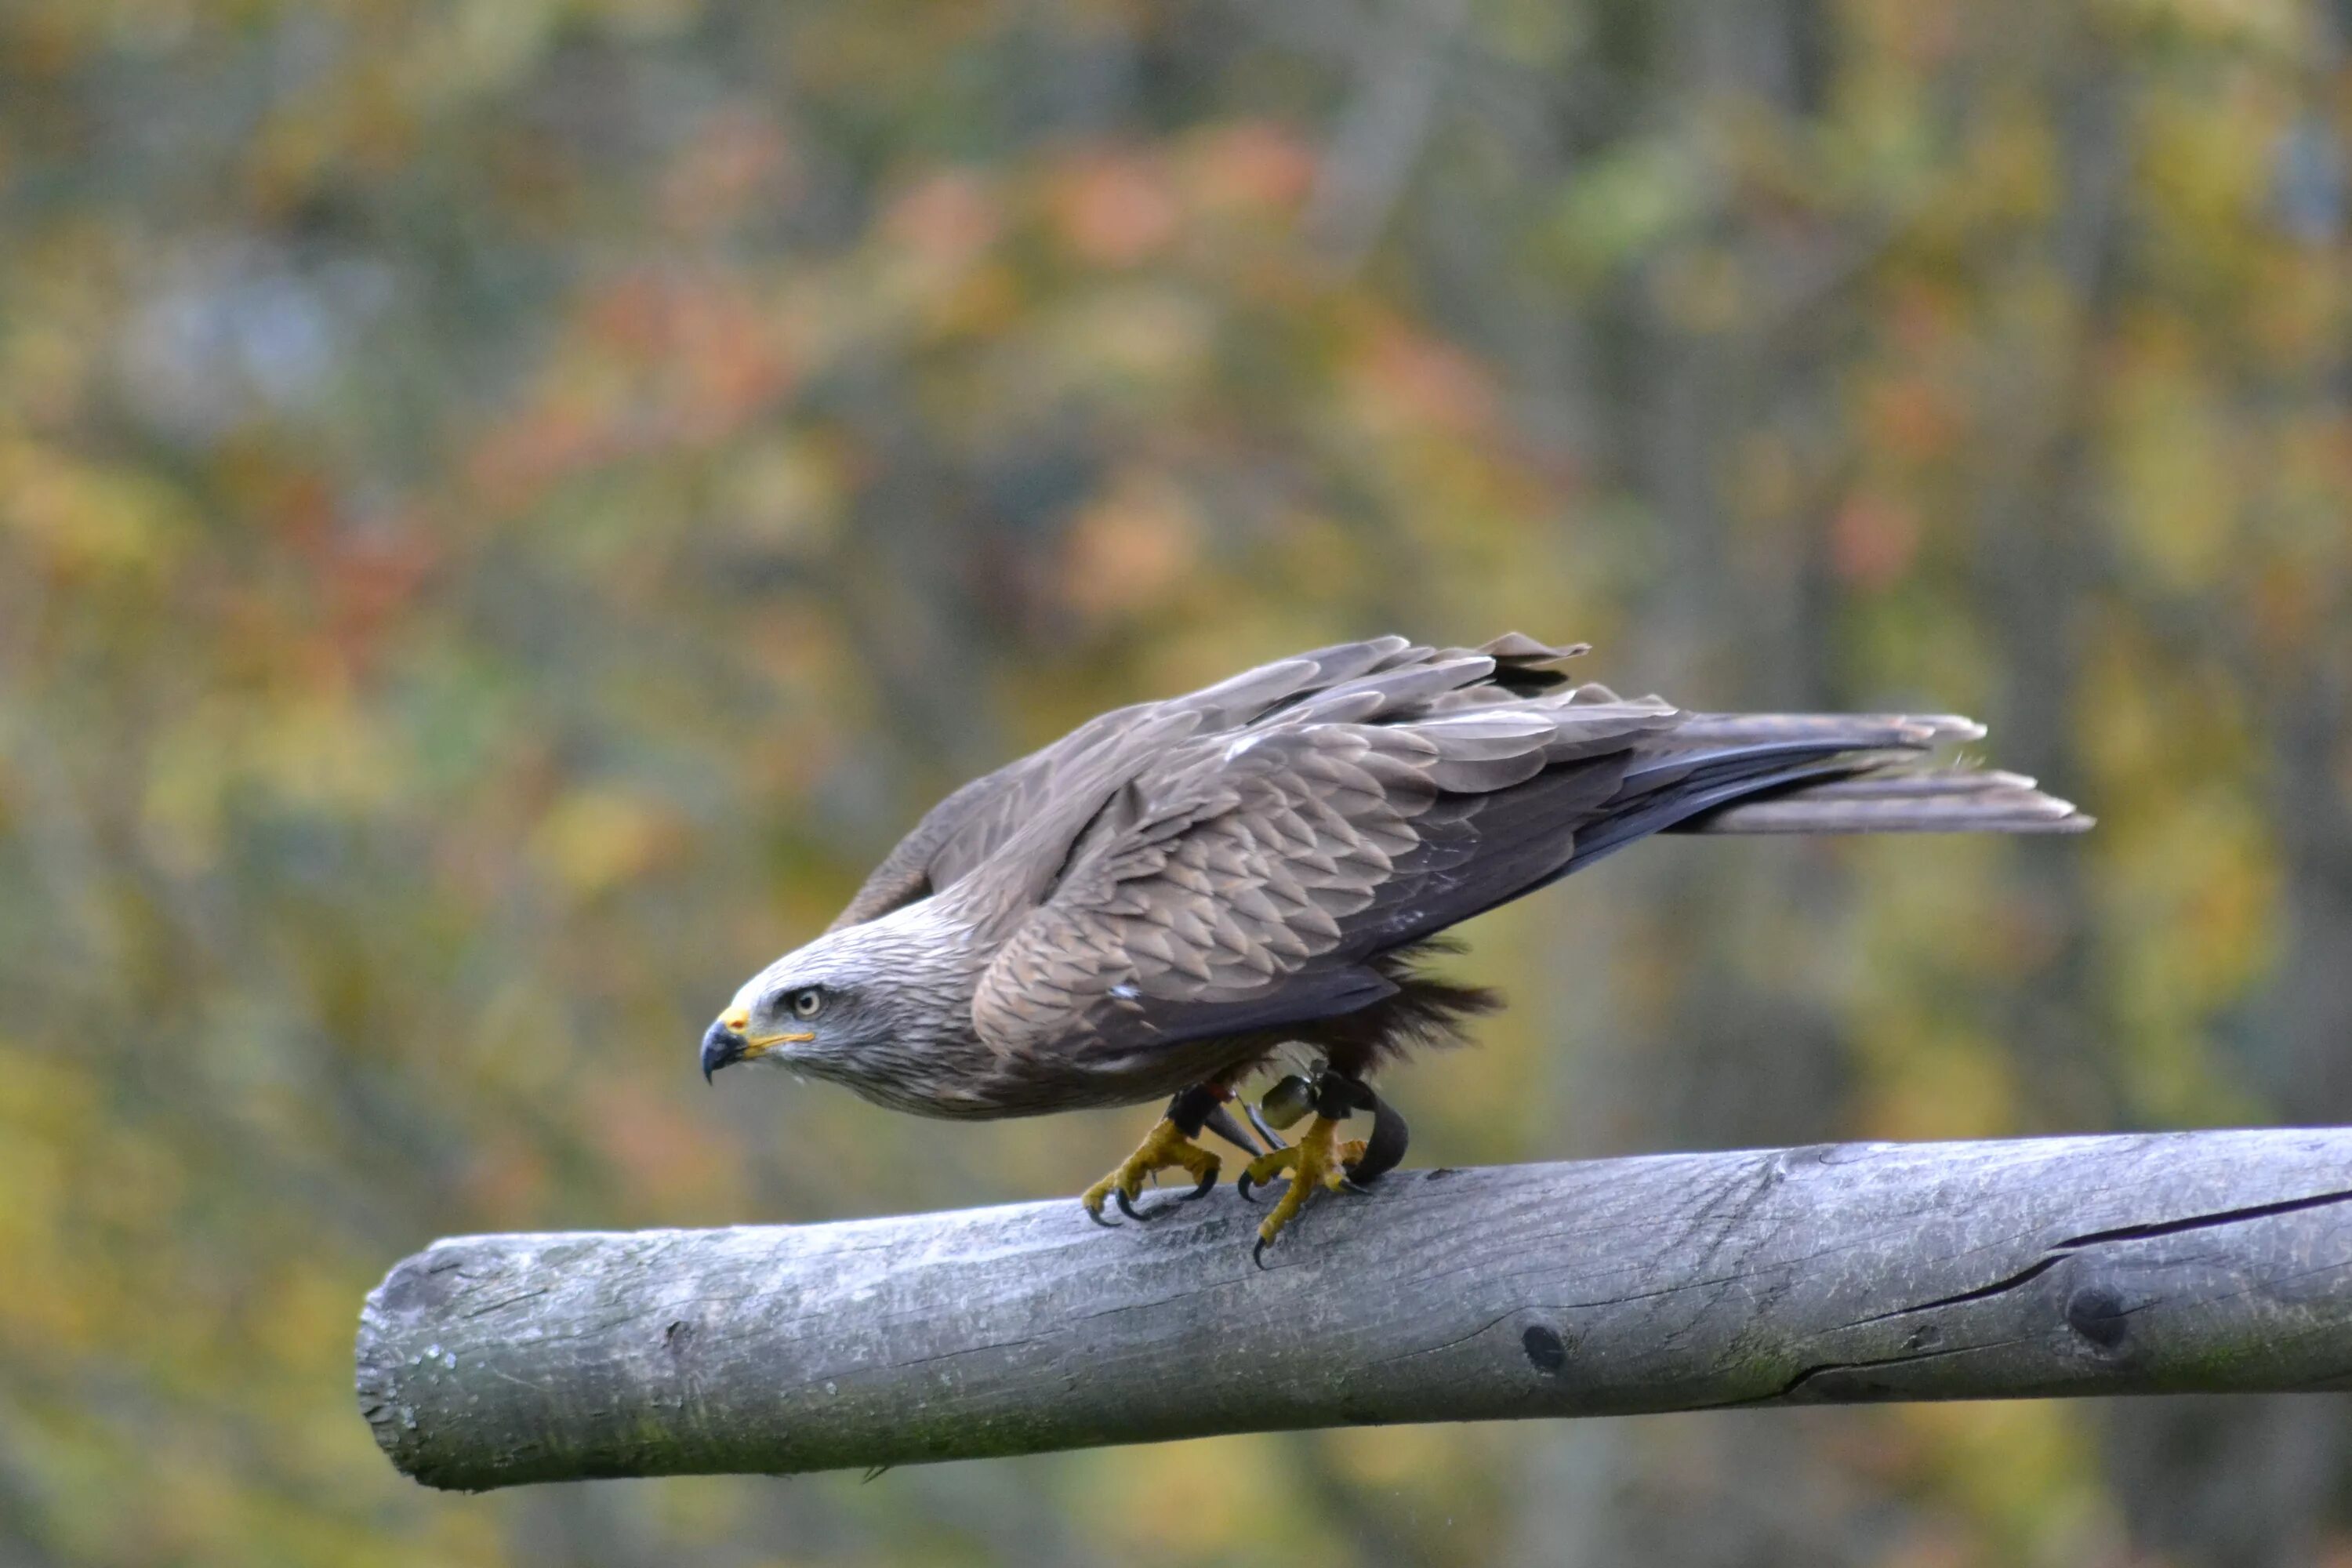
1238 1116 1364 1259
1081 1118 1217 1224
1237 1072 1409 1264
1081 1085 1247 1225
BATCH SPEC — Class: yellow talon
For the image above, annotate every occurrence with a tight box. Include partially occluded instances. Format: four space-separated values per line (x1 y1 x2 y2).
1081 1116 1221 1224
1244 1116 1367 1257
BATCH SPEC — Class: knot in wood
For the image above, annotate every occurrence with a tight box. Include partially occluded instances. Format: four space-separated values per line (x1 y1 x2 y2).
2064 1282 2131 1352
1522 1323 1568 1374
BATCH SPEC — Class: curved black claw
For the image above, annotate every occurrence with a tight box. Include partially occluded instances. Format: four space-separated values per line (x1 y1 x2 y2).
1238 1166 1290 1205
1115 1167 1218 1221
1087 1205 1122 1229
1252 1236 1273 1269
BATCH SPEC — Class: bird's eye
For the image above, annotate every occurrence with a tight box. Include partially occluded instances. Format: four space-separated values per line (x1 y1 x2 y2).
789 989 824 1020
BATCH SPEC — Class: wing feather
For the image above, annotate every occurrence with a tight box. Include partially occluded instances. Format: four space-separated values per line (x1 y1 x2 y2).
971 670 1666 1059
827 637 1425 930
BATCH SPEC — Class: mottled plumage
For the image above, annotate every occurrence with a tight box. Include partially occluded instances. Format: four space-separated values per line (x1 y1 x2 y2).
702 634 2086 1129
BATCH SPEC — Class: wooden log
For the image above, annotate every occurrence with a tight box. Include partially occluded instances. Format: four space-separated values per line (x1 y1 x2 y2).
356 1129 2352 1491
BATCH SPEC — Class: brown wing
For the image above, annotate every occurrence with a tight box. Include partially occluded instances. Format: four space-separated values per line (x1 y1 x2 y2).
970 658 1675 1062
828 633 1589 931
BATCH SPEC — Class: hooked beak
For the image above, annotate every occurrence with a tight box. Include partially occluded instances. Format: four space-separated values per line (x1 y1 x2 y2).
700 1019 747 1083
700 1008 815 1083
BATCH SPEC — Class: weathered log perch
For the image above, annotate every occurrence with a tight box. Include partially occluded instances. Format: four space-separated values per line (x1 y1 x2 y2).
358 1129 2352 1491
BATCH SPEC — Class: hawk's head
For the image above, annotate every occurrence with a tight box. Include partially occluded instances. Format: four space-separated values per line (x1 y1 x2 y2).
698 981 822 1082
699 900 980 1089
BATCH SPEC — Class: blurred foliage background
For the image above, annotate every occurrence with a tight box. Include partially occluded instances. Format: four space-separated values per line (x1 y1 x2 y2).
2 0 2350 1563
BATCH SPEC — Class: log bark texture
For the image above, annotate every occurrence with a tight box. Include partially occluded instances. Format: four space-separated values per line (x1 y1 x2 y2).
357 1129 2352 1491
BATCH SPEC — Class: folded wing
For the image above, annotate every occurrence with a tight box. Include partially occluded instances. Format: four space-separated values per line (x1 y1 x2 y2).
828 633 1590 930
971 647 1670 1060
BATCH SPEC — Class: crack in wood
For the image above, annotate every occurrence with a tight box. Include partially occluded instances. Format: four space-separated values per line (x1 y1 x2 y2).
2055 1187 2352 1249
1751 1334 2042 1405
1861 1187 2352 1325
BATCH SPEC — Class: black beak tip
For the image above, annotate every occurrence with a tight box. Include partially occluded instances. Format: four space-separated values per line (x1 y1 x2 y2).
700 1022 746 1084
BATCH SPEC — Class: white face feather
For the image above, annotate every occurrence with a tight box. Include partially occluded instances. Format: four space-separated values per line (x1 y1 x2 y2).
722 898 985 1083
733 899 974 1006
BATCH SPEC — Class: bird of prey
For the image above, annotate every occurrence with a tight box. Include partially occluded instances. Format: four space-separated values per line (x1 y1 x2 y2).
702 634 2088 1259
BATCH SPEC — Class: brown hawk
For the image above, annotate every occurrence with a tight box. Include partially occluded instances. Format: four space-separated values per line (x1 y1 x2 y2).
701 635 2087 1258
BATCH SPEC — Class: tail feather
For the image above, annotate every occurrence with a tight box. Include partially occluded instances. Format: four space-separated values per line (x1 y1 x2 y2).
1778 767 2040 800
1585 710 2091 866
1675 767 2090 835
1667 711 1985 746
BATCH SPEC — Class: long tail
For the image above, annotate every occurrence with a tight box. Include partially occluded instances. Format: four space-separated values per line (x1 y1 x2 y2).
1548 710 2086 881
1653 712 2089 838
1675 766 2087 834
